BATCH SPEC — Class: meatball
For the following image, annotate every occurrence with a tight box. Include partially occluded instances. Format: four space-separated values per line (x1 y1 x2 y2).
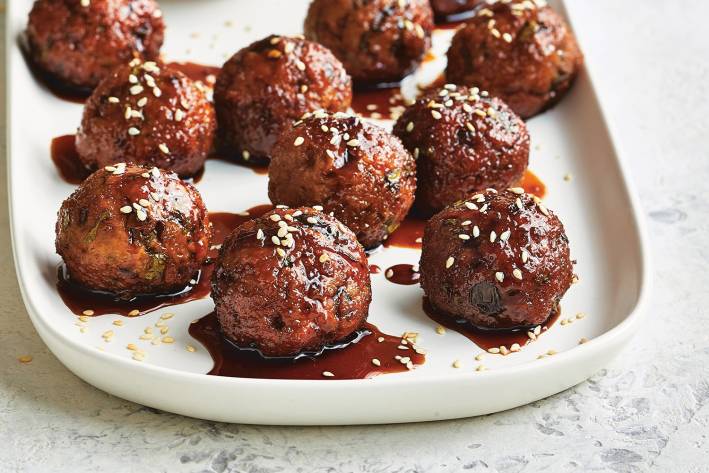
268 111 416 249
212 207 371 357
446 0 583 118
420 188 573 329
26 0 164 92
304 0 434 85
76 60 216 177
214 35 352 164
430 0 482 19
55 163 211 299
393 84 529 215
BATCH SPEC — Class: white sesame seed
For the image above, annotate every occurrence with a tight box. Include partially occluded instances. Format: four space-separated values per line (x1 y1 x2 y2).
452 360 462 368
579 337 589 344
150 167 159 177
175 109 185 122
120 206 132 214
158 143 169 154
500 229 511 242
445 256 454 268
295 60 306 71
136 209 147 221
431 110 442 120
271 236 281 245
495 272 504 282
138 198 150 207
137 97 148 107
294 137 305 146
406 122 414 132
464 201 478 210
538 204 550 216
306 217 318 224
488 347 501 354
312 205 324 211
512 269 523 280
322 371 335 377
152 87 162 97
80 0 90 7
269 214 281 222
129 74 138 84
509 187 525 194
108 96 119 103
458 234 470 240
129 85 144 95
128 127 140 136
472 226 480 237
521 249 529 263
276 248 286 257
490 231 497 242
346 139 360 147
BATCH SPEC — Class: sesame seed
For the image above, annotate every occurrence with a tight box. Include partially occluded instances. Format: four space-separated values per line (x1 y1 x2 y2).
512 269 523 280
294 136 305 146
473 226 480 237
458 234 470 240
534 326 542 336
464 201 478 210
465 122 475 132
487 347 500 354
346 139 360 147
397 345 408 350
479 204 488 213
516 198 524 210
313 205 324 211
378 337 385 342
475 365 487 372
80 0 90 7
322 371 335 377
538 204 550 216
406 122 414 132
500 229 511 242
152 87 162 97
495 272 504 282
186 345 197 352
452 360 462 368
129 85 144 95
128 309 140 317
510 343 521 352
137 97 148 107
503 33 513 43
372 358 381 366
128 127 140 136
271 236 281 245
136 209 147 221
82 309 95 316
576 312 586 319
276 248 286 257
579 337 589 344
435 325 446 335
306 217 318 224
138 199 150 207
113 320 124 327
175 109 185 121
162 336 175 344
319 254 329 263
108 96 119 103
490 231 497 242
445 256 454 268
509 187 525 194
475 354 484 361
295 60 306 71
522 249 529 263
431 110 442 120
158 143 169 154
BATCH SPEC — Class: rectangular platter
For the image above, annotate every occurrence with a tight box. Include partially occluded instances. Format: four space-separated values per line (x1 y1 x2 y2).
5 0 650 424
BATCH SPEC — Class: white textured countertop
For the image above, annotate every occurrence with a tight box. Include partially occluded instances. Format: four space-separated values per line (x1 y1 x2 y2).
2 1 708 471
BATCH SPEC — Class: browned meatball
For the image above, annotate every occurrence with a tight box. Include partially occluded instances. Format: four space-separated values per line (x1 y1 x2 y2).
26 0 164 92
431 0 482 19
446 0 583 118
56 164 211 299
304 0 434 85
212 207 371 357
420 189 573 329
393 84 529 215
268 111 416 249
214 35 352 164
76 60 216 177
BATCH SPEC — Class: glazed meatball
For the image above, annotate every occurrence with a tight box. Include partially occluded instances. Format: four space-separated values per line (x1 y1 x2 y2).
420 189 573 329
268 111 416 249
212 207 372 357
26 0 164 92
214 35 352 164
430 0 482 19
393 84 529 215
446 0 583 118
76 60 216 177
56 163 211 299
304 0 434 84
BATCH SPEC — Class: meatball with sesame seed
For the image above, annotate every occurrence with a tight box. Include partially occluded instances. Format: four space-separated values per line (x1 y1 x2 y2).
26 0 164 93
214 35 352 164
268 111 416 249
212 207 371 357
304 0 434 85
446 0 583 118
76 60 216 178
420 189 573 329
55 164 211 299
393 85 529 216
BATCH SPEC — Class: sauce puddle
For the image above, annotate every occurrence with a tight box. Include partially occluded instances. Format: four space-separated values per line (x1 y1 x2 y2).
57 204 273 317
385 215 426 249
384 264 421 285
166 61 220 85
51 135 89 184
189 315 425 380
351 84 407 120
423 297 560 351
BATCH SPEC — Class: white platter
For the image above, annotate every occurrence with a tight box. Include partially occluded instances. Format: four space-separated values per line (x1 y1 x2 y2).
6 0 650 424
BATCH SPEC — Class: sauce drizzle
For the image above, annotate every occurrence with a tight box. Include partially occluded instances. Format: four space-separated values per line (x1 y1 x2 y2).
189 314 425 380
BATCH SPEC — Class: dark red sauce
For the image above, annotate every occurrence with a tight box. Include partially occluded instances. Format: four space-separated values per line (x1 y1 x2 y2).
351 85 406 120
51 134 89 184
166 61 220 86
516 170 546 199
19 36 89 103
369 264 382 274
385 215 426 249
434 9 477 30
189 313 425 380
423 297 560 350
385 264 421 285
56 205 273 317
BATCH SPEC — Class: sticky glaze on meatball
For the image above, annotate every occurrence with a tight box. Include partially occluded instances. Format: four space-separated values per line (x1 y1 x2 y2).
268 111 416 249
56 164 211 299
214 35 352 164
26 0 164 92
393 84 529 215
446 0 583 118
304 0 434 85
76 60 216 177
420 188 573 329
430 0 482 19
212 207 371 357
